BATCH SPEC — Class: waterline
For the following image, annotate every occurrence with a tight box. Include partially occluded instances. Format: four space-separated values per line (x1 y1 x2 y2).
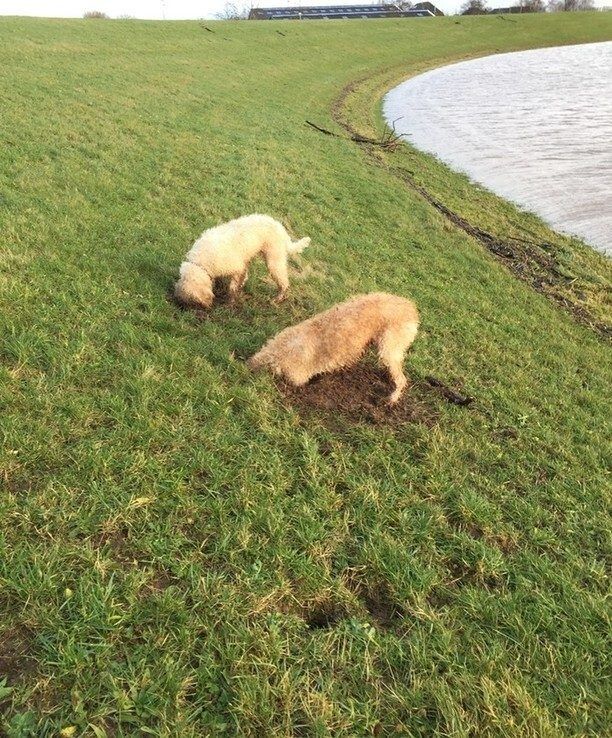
384 42 612 256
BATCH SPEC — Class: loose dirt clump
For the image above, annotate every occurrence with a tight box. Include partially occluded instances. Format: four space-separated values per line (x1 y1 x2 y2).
0 626 38 686
277 365 438 428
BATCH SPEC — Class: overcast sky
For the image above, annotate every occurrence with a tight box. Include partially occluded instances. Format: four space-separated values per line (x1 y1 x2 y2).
2 0 594 20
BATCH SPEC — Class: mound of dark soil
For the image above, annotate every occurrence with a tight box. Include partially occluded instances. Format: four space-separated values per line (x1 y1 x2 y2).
0 626 37 685
277 365 438 428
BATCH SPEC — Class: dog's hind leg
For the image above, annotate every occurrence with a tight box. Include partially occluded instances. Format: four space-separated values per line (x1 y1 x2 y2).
378 323 418 404
383 355 408 405
264 252 290 303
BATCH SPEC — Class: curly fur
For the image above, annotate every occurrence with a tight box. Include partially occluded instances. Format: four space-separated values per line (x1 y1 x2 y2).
249 293 420 404
174 214 311 309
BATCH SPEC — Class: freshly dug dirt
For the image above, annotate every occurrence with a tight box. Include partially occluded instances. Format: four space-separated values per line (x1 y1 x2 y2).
277 364 438 428
0 625 37 685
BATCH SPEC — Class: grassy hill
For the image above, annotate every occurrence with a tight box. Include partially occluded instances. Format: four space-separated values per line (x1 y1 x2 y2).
1 13 611 737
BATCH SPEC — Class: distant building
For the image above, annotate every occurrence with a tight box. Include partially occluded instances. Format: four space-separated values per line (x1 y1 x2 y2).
248 4 442 20
413 1 444 15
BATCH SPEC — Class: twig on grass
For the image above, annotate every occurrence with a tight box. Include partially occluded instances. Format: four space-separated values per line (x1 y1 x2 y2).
425 376 475 406
305 119 403 151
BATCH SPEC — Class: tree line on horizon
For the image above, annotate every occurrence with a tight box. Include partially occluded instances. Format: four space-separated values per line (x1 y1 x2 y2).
460 0 594 15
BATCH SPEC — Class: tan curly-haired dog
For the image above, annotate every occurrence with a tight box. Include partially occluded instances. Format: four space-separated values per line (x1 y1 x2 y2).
249 293 420 404
175 214 311 309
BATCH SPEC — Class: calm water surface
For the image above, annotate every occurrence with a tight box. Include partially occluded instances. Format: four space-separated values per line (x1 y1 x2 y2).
384 42 612 255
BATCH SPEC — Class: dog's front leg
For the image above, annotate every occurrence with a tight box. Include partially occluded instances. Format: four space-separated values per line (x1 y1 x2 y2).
228 269 248 304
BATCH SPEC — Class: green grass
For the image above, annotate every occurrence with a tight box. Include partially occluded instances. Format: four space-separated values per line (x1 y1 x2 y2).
1 12 611 737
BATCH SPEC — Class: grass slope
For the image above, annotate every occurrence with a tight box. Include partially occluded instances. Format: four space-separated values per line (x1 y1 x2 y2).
1 13 611 737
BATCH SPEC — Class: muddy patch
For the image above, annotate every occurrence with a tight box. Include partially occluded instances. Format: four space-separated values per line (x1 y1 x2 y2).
277 365 438 428
140 568 175 598
426 585 455 610
345 576 405 627
447 560 504 591
359 583 405 627
0 626 38 686
90 526 138 566
445 512 518 555
258 591 350 630
303 600 349 630
261 581 405 630
261 596 350 630
461 524 517 555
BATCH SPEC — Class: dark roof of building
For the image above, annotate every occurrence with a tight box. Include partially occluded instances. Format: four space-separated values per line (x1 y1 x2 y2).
248 4 437 19
413 1 444 15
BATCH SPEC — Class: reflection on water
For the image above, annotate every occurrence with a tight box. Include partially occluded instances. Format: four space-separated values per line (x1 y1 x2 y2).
384 42 612 255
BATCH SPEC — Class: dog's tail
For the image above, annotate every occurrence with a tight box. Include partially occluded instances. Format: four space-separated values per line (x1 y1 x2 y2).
286 236 311 255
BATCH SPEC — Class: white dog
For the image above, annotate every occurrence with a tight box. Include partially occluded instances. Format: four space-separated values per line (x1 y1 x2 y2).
249 293 420 404
174 214 311 309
